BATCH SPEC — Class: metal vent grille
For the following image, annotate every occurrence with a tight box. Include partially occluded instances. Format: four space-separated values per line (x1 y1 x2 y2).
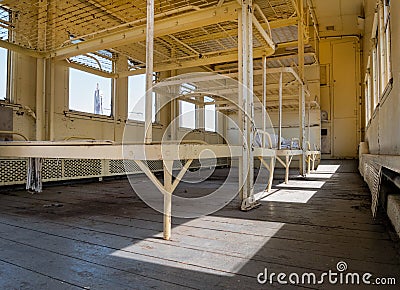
110 160 140 174
42 159 63 181
0 159 27 185
64 159 102 178
0 156 230 186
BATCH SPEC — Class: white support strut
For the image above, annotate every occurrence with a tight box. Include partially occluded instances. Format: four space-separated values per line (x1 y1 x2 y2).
145 0 154 144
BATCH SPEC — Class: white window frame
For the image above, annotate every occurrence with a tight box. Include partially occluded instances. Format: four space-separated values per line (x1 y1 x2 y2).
178 83 197 130
68 68 113 117
0 7 11 102
204 96 216 132
179 99 196 130
127 73 158 123
370 0 392 114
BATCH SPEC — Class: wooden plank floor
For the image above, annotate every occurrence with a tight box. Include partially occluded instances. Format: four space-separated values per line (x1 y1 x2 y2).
0 160 399 289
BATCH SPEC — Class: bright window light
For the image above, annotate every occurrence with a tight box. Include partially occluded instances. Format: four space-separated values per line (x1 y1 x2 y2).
179 100 196 129
205 96 216 132
69 68 112 116
128 74 156 122
0 48 6 100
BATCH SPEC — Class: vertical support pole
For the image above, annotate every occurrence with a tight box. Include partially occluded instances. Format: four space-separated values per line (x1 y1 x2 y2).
278 72 283 149
197 96 205 130
169 50 178 141
238 0 255 210
47 0 56 141
285 155 290 184
36 0 47 141
297 0 306 176
262 55 267 147
312 154 315 171
307 102 311 144
36 58 46 141
145 0 154 144
267 157 274 192
238 6 246 203
247 0 254 204
163 160 173 240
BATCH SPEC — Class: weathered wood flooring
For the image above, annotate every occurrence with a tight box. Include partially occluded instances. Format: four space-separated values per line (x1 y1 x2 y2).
0 160 399 289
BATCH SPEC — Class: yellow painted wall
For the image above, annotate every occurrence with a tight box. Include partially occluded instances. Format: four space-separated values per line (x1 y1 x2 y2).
319 38 362 158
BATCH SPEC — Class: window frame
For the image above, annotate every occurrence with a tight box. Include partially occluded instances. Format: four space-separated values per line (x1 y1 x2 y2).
371 1 392 103
0 6 11 103
68 67 114 118
179 99 196 130
127 72 159 124
204 96 217 132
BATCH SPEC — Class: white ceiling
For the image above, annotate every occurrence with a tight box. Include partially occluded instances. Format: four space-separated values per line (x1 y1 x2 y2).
311 0 364 36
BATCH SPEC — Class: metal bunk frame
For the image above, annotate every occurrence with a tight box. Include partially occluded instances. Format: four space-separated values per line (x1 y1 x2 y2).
0 0 321 240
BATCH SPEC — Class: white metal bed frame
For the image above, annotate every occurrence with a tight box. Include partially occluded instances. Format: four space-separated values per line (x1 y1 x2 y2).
0 0 321 240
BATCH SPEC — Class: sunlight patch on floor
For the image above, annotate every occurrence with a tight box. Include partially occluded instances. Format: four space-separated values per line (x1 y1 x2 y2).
110 217 284 276
276 180 326 189
303 173 334 179
315 164 341 173
260 189 317 203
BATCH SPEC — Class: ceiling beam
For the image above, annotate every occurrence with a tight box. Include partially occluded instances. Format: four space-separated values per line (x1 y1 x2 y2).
49 2 240 60
116 46 274 78
60 60 117 78
0 40 45 58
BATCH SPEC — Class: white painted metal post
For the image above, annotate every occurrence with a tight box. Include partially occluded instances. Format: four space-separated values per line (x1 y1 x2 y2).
278 72 283 150
285 155 290 184
239 0 255 210
247 0 254 205
145 0 154 144
298 0 306 175
163 160 173 240
262 55 267 146
238 7 246 202
267 157 274 192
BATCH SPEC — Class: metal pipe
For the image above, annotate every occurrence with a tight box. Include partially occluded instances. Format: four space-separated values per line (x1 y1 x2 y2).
262 55 267 147
278 72 283 150
0 131 29 141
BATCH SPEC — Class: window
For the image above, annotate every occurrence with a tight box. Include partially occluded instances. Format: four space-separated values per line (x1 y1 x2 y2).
204 96 216 132
364 66 373 126
0 6 10 101
0 48 6 100
69 68 112 116
128 74 157 122
179 83 196 129
370 0 391 105
179 100 196 129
